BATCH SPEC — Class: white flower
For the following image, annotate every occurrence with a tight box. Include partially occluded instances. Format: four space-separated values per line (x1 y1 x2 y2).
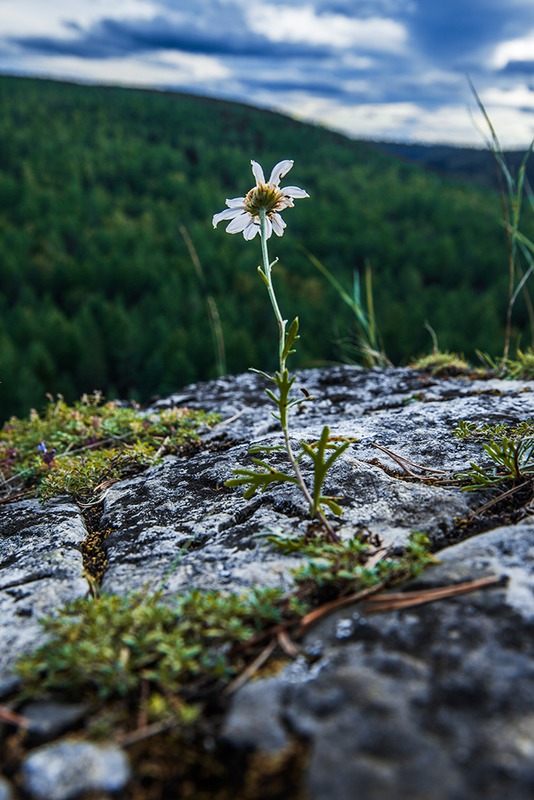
212 159 309 240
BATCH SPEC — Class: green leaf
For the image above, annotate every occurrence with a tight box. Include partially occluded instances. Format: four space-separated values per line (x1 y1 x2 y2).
281 317 300 361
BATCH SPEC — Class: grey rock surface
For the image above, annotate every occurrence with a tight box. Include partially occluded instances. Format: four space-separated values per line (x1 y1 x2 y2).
0 778 13 800
20 701 89 744
0 498 88 680
156 366 532 469
224 520 534 800
21 741 130 800
1 367 534 799
101 367 534 598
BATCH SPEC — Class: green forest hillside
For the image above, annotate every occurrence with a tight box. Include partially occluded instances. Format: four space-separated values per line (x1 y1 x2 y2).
377 141 534 191
0 75 531 421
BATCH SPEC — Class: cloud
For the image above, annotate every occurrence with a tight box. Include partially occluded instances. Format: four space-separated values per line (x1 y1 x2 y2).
1 0 533 146
248 6 407 52
500 61 534 78
405 0 534 67
9 4 328 61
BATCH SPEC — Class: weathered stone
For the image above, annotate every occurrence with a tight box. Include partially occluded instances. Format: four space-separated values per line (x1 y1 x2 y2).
0 498 88 680
21 741 130 800
20 701 89 744
155 366 532 470
99 367 533 598
224 520 534 800
0 674 20 700
222 676 290 753
0 778 13 800
1 367 534 799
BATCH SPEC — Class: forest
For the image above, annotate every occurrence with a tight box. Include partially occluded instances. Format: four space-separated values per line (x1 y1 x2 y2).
0 74 532 422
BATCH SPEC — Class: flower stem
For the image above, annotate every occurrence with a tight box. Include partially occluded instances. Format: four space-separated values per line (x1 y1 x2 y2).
259 210 340 544
260 209 287 367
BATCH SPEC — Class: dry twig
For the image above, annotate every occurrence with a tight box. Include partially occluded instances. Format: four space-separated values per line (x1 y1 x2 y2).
365 574 503 613
373 442 448 479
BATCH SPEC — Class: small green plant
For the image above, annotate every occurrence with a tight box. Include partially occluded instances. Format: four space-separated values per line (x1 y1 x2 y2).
214 160 353 542
0 392 219 502
454 419 534 441
15 586 292 724
267 529 434 595
455 418 534 490
503 348 534 380
16 532 433 726
477 347 534 380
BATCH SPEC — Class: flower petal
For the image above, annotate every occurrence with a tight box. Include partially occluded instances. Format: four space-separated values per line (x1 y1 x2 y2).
243 221 260 240
268 160 294 186
262 217 273 239
282 186 309 199
213 208 242 227
251 160 265 186
226 213 251 233
271 213 286 237
225 197 246 208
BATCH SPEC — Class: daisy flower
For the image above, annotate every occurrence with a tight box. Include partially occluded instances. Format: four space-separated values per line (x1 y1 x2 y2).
212 159 309 240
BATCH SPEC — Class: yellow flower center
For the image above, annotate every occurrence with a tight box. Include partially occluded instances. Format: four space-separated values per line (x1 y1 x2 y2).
244 184 285 218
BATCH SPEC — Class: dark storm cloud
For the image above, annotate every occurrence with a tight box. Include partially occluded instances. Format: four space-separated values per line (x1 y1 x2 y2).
300 0 534 76
9 7 327 61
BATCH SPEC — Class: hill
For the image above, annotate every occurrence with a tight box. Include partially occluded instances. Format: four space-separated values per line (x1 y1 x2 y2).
375 141 534 191
0 75 532 421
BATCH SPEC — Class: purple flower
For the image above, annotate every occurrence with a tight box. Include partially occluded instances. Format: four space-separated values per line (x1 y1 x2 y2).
37 441 56 466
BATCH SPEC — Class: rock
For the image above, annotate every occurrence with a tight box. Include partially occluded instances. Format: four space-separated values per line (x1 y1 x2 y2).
156 366 532 470
224 520 534 800
100 366 534 598
222 676 290 753
21 741 130 800
0 498 88 681
0 674 20 700
1 367 534 799
0 778 13 800
20 701 89 744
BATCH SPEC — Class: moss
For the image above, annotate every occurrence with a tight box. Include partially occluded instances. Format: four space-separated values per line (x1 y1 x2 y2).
15 532 433 723
0 392 219 503
410 351 471 376
505 348 534 380
80 522 111 586
15 588 291 710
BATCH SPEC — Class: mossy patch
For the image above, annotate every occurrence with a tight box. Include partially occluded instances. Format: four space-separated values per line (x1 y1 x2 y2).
11 529 433 795
0 392 219 503
410 351 471 376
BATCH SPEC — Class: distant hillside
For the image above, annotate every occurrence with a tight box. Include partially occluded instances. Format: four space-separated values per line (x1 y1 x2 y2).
0 75 532 421
375 141 534 191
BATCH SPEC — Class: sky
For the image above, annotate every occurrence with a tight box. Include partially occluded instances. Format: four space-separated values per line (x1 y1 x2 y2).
0 0 533 147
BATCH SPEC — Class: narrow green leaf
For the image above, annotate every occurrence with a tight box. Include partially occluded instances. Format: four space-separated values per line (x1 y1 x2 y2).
282 317 300 361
